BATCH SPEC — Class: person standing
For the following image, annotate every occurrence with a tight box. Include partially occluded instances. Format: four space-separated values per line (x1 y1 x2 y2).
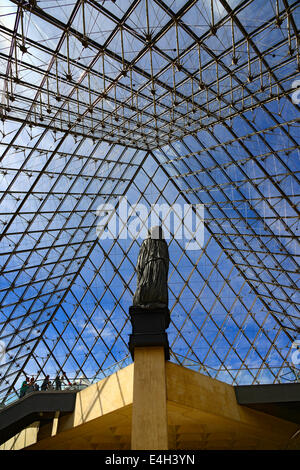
19 377 29 398
26 377 35 394
41 375 51 391
55 374 62 390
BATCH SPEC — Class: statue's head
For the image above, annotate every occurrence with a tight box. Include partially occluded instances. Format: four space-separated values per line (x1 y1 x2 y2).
148 225 164 240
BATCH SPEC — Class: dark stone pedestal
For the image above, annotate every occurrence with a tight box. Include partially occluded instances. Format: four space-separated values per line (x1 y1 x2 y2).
128 306 170 360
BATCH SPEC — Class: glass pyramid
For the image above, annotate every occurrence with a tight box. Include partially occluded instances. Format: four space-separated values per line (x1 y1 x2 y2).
0 0 299 404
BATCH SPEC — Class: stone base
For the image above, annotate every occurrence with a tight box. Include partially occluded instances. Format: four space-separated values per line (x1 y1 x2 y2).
128 306 170 360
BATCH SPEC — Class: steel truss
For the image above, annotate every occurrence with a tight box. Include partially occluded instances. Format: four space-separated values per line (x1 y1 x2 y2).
0 0 299 402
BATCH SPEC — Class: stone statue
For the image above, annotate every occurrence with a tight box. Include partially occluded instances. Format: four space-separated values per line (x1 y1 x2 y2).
132 226 169 309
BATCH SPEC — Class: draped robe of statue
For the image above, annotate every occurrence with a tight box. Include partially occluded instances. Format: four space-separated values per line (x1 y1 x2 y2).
133 227 169 309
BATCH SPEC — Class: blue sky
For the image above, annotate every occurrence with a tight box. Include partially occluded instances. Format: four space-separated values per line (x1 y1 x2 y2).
0 0 299 401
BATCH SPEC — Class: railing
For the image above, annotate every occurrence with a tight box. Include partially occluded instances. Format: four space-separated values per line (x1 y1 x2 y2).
169 351 300 384
0 354 132 409
0 378 85 409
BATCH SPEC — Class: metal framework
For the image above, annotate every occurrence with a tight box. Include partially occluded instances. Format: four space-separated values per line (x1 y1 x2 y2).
0 0 299 403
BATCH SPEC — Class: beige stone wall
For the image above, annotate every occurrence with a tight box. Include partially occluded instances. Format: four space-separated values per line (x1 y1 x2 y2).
0 422 39 450
0 364 134 450
59 363 134 432
1 361 299 450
